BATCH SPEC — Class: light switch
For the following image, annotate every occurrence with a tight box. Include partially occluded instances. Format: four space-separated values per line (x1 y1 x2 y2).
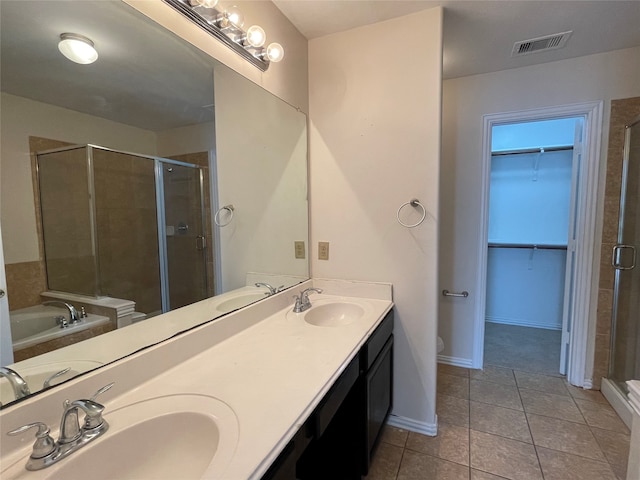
295 241 306 259
318 242 329 260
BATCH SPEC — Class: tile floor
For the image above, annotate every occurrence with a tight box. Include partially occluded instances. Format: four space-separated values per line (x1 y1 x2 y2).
483 323 562 377
365 364 631 480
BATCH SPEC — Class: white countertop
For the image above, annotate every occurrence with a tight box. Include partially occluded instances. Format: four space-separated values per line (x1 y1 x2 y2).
0 279 393 480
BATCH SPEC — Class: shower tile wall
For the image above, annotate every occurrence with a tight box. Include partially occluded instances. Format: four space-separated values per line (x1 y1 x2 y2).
6 139 214 316
93 149 162 315
594 96 640 388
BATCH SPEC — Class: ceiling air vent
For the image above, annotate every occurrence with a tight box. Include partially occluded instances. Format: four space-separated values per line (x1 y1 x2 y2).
512 31 572 57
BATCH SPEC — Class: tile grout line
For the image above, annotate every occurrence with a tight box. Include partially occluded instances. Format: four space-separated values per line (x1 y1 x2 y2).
513 367 547 480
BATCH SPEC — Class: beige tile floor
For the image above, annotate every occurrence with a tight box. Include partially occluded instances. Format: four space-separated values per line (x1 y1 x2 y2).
365 364 631 480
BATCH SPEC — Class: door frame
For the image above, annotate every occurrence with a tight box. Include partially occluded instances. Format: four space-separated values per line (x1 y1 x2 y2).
474 101 603 387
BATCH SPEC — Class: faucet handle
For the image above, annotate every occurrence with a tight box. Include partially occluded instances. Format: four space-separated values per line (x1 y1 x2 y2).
91 382 115 401
83 382 114 429
7 422 57 459
43 367 71 389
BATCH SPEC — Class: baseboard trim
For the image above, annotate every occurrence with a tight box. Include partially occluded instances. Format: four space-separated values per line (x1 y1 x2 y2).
386 413 438 436
486 317 561 331
437 355 474 368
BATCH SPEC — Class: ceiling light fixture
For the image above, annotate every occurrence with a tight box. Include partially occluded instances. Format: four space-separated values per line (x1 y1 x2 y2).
164 0 284 71
58 33 98 64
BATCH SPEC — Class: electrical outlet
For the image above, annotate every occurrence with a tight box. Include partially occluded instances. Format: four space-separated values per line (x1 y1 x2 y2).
318 241 329 260
294 241 306 259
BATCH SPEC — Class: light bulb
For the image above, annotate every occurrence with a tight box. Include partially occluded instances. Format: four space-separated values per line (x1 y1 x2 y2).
225 5 244 28
245 25 266 48
266 42 284 62
58 33 98 65
190 0 219 7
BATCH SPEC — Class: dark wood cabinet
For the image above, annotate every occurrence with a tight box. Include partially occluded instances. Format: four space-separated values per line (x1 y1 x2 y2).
261 309 394 480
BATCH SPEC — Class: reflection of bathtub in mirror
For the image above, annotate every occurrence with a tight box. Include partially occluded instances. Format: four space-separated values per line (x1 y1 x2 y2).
2 276 306 406
10 306 111 360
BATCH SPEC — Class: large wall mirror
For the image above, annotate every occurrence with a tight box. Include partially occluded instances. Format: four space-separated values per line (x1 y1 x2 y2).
0 0 309 408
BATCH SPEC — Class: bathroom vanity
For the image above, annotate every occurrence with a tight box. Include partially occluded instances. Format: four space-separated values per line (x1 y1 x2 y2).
0 279 393 480
265 309 393 480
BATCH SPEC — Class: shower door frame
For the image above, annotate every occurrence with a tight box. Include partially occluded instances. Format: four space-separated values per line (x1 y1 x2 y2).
154 156 208 312
35 144 210 313
609 115 640 391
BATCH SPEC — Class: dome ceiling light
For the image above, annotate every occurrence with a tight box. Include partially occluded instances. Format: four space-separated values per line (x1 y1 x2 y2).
58 33 98 65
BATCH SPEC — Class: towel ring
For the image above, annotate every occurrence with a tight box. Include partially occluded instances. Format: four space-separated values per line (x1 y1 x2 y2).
397 199 426 228
214 204 234 227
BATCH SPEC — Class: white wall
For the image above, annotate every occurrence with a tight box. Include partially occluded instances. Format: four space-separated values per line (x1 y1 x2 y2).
489 151 573 245
309 8 443 432
440 46 640 365
215 67 309 292
0 92 157 265
486 248 566 330
156 122 216 156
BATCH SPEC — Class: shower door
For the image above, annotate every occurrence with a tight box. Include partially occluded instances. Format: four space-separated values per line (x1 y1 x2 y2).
609 116 640 394
157 161 208 311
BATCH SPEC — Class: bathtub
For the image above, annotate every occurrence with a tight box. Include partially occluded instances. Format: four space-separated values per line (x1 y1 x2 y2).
10 305 110 351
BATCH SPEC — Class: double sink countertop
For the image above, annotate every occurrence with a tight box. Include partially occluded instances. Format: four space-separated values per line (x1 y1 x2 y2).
0 279 393 480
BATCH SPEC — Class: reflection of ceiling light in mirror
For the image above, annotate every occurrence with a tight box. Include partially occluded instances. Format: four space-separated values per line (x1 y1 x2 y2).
58 33 98 64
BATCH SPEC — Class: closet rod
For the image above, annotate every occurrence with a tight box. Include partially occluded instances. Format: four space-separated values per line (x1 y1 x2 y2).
491 145 574 156
488 243 567 250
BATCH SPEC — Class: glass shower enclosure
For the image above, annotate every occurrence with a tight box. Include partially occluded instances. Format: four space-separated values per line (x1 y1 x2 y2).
36 145 208 316
609 115 640 395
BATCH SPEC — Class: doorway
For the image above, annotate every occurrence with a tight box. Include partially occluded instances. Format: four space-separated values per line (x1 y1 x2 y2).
475 102 603 387
484 117 581 376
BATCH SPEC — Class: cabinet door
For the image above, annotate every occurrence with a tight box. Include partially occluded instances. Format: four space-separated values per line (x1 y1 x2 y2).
365 335 393 472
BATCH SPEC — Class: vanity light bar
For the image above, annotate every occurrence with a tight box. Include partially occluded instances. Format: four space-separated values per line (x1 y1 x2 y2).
163 0 283 71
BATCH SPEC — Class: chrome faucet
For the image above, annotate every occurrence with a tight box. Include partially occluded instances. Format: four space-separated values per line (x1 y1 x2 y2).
255 282 284 296
0 367 31 400
7 382 114 471
59 397 107 444
42 301 80 324
292 287 323 313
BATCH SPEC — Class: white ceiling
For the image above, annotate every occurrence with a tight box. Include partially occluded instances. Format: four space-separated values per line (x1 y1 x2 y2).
272 0 640 79
0 0 217 131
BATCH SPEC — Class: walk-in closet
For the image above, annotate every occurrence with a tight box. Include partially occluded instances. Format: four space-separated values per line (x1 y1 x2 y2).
484 117 582 376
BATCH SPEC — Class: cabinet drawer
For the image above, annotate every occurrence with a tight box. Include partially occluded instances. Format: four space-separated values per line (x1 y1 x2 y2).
261 419 313 480
362 310 394 370
313 354 359 437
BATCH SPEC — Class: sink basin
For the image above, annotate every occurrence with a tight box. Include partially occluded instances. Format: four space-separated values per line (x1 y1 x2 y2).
2 395 239 480
303 302 365 327
216 293 266 313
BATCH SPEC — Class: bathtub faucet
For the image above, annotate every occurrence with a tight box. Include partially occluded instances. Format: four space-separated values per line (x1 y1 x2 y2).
0 367 31 400
42 301 80 324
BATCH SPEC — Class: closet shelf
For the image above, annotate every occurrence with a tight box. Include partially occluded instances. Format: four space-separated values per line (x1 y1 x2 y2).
488 242 567 250
491 145 573 156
